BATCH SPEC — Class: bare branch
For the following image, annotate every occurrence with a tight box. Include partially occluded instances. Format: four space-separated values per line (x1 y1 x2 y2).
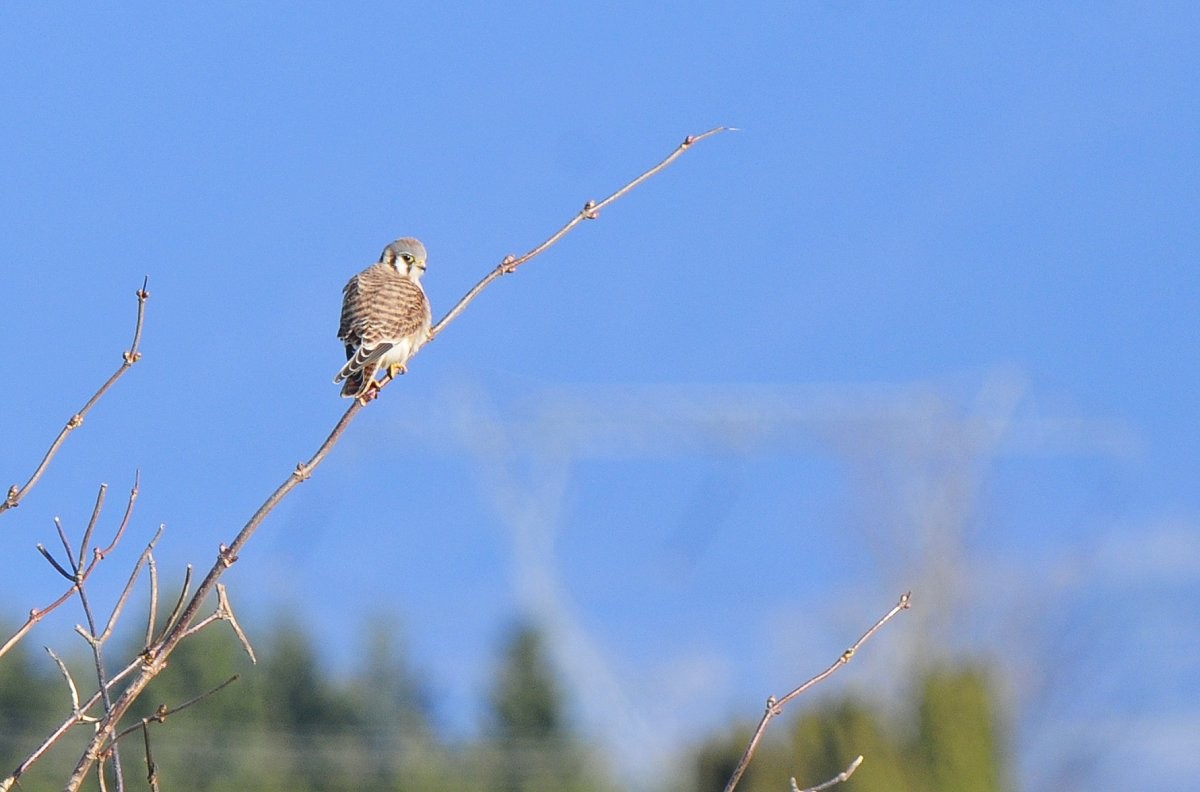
722 592 911 792
45 647 92 724
217 584 256 664
79 483 108 571
36 542 76 582
54 516 79 576
154 565 192 643
0 480 150 661
141 722 160 792
426 126 733 345
96 756 109 792
59 129 727 791
145 547 159 651
109 675 240 747
1 280 148 517
96 471 140 560
173 584 256 665
176 609 221 638
791 755 864 792
99 531 158 644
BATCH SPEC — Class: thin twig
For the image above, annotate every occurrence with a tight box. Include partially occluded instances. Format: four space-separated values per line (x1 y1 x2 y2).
72 508 126 791
141 722 159 792
99 534 157 644
54 517 79 576
722 592 912 792
791 755 864 792
59 129 728 792
97 471 140 558
109 675 240 746
96 756 109 792
154 566 192 643
45 647 90 723
36 541 75 582
174 584 256 664
1 279 148 517
77 578 126 792
176 610 222 638
427 126 733 344
218 584 256 663
79 484 108 571
145 547 159 651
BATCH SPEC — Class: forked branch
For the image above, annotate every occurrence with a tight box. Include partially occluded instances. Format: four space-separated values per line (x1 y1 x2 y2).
0 477 146 662
792 754 864 792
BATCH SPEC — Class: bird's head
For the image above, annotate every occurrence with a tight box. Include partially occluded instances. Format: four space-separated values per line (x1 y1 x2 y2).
380 237 428 281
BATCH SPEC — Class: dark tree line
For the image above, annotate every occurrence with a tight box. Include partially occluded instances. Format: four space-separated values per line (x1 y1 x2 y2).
1 613 1005 792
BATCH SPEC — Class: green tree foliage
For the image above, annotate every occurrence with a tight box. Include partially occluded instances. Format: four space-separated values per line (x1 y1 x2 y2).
686 665 1007 792
917 667 1006 792
124 617 447 792
692 726 756 792
488 622 566 744
0 630 79 787
479 621 614 792
1 613 1006 792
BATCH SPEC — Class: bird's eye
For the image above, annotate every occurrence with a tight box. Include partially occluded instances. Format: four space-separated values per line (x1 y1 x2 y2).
401 253 414 264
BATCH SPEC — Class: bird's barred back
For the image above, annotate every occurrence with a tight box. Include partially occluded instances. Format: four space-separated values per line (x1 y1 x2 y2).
339 262 431 348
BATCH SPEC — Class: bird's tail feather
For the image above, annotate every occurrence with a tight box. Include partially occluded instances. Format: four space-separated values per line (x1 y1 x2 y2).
333 342 393 387
339 365 375 398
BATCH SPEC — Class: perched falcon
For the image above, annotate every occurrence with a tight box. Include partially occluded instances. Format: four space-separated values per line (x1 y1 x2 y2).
334 237 433 399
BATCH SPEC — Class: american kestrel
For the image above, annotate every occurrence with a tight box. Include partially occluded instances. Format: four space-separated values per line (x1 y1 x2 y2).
334 237 433 399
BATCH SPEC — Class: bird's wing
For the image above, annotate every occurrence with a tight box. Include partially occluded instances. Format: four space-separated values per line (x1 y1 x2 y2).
372 276 430 343
337 270 364 346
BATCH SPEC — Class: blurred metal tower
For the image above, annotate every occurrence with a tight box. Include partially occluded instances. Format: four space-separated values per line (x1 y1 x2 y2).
400 369 1133 783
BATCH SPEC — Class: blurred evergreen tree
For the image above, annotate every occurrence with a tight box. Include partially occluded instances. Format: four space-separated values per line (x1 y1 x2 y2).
344 619 449 790
691 726 756 792
481 620 614 792
917 666 1006 792
124 614 440 791
260 618 356 732
488 622 566 745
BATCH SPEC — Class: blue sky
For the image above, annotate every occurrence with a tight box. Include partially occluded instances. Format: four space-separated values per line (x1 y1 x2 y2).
1 3 1197 789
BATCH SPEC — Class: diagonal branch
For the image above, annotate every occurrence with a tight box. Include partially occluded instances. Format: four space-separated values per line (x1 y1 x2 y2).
1 279 148 518
429 126 729 343
57 128 730 792
427 126 733 343
792 754 864 792
722 592 912 792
